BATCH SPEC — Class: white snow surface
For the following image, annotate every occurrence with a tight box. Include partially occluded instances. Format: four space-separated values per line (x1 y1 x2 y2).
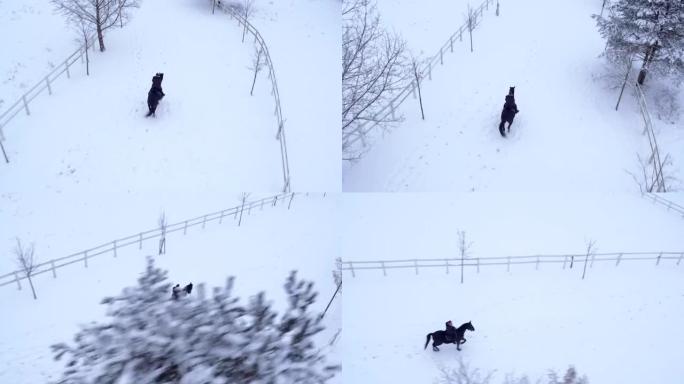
341 192 684 384
0 194 341 384
0 0 339 273
343 0 684 191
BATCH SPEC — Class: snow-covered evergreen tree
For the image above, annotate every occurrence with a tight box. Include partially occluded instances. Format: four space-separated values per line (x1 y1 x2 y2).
594 0 684 85
51 257 338 384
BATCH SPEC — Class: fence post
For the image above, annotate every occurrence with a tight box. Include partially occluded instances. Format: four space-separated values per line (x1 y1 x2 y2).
428 62 432 80
22 95 30 116
535 256 540 270
562 255 567 269
446 259 449 274
350 262 355 278
202 215 207 229
678 253 683 266
477 258 480 273
507 256 510 272
656 252 662 266
65 59 71 78
113 240 117 257
450 36 454 52
414 259 419 275
440 48 443 65
139 233 143 249
84 250 88 268
15 272 22 290
184 220 189 234
51 260 57 278
46 76 52 95
288 192 295 209
273 196 278 206
616 253 622 266
381 261 387 276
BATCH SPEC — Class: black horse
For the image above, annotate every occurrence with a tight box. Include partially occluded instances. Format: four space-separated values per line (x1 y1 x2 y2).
146 73 165 117
424 321 475 351
499 86 519 137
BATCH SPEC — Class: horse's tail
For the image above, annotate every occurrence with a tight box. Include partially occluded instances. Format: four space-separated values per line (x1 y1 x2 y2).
424 333 432 350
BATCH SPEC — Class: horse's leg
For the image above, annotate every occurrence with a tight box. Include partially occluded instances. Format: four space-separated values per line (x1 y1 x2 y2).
499 120 506 137
456 340 461 351
432 335 441 351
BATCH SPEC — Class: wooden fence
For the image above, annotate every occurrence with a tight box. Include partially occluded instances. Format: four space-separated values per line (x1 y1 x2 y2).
342 0 497 156
635 83 666 192
0 192 298 290
0 34 96 163
643 193 684 217
341 251 684 279
214 0 291 192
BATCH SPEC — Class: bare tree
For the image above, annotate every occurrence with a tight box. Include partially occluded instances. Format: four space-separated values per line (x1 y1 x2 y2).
72 14 94 76
52 0 140 52
241 0 255 43
466 4 476 53
249 46 264 96
238 192 250 226
14 238 38 300
342 0 410 158
582 239 596 280
457 230 473 284
158 212 167 255
628 152 674 193
437 358 495 384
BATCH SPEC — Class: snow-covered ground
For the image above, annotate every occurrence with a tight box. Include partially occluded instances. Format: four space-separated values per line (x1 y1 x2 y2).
0 0 339 270
343 0 684 192
0 194 341 384
0 0 73 110
340 192 684 383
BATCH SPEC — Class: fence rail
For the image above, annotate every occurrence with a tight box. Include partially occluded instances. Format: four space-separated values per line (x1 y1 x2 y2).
342 0 496 155
643 193 684 217
341 251 684 278
634 83 666 192
1 192 298 290
0 34 96 163
214 1 291 192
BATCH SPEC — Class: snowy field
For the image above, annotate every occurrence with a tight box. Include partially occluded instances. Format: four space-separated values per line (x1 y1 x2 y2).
0 0 339 270
0 194 341 384
343 0 684 192
340 192 684 383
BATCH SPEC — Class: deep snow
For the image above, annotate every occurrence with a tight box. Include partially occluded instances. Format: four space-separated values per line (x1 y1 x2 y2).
343 0 684 192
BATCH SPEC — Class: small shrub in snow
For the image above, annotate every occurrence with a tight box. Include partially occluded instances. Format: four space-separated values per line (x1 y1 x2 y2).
51 257 338 383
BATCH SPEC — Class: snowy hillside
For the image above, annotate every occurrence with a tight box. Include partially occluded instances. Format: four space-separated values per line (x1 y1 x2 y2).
343 0 684 192
0 194 341 384
340 192 684 383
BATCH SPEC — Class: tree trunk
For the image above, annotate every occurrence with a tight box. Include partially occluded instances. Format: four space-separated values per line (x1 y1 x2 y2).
84 33 90 76
637 44 656 85
27 276 37 300
96 6 105 52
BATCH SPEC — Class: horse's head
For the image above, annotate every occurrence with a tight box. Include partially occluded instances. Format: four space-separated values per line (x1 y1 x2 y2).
465 321 475 332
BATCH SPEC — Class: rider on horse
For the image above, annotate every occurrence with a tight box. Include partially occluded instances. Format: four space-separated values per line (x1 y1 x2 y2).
445 320 458 342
